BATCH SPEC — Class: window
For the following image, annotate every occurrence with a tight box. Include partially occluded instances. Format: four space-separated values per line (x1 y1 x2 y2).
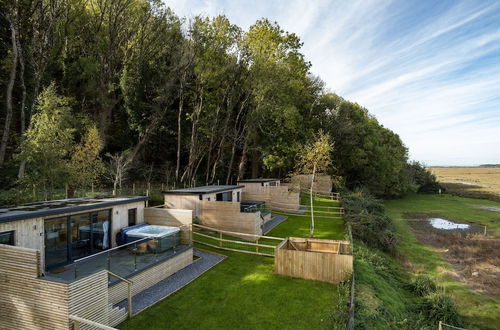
128 208 137 227
0 231 14 245
45 209 112 270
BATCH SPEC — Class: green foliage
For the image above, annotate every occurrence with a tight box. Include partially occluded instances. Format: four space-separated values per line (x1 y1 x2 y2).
69 124 104 190
417 292 463 327
406 161 444 194
408 274 438 296
342 191 398 252
18 83 76 193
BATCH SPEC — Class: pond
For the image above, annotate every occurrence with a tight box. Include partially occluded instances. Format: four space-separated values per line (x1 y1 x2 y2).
428 218 470 230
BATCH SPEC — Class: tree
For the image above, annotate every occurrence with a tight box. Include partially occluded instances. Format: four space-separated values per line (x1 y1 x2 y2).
18 83 75 199
105 150 133 195
295 131 333 236
69 123 104 193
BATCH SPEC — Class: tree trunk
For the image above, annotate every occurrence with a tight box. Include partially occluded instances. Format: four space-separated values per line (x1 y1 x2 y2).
310 164 316 237
17 29 27 178
175 73 185 181
0 14 18 166
237 128 250 181
251 149 259 178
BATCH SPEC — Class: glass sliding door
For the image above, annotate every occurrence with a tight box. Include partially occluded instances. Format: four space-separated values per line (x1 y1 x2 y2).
45 217 69 269
45 208 112 271
70 213 92 260
91 210 111 253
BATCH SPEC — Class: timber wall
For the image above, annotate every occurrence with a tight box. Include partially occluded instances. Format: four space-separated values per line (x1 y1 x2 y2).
274 238 353 284
108 248 193 307
0 244 70 330
290 174 333 194
199 201 263 239
241 186 300 211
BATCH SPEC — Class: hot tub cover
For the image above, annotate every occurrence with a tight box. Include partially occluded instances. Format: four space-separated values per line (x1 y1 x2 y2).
126 225 180 238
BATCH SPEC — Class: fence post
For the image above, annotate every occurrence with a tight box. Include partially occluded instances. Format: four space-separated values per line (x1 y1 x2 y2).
438 321 442 330
484 225 487 236
73 320 79 330
219 231 222 247
256 239 259 254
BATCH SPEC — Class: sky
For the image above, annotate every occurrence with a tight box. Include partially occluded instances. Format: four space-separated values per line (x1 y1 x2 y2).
165 0 500 166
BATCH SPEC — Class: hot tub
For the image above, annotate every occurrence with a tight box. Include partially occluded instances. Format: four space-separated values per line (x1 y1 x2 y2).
125 225 180 252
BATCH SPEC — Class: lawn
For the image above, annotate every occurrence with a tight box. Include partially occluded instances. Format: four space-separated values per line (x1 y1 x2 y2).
120 195 345 330
384 193 500 329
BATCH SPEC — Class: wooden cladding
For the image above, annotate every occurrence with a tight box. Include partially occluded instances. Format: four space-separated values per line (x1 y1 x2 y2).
274 238 353 284
199 201 262 239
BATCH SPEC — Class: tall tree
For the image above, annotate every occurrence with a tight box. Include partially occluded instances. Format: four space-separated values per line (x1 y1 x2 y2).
295 131 333 236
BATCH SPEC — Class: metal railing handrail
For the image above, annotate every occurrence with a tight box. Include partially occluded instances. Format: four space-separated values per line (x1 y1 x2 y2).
73 237 151 264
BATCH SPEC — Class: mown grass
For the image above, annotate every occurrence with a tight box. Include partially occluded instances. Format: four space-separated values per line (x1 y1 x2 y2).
120 195 345 330
384 193 500 329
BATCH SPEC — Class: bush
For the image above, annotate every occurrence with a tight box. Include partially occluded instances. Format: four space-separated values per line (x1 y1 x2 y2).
409 274 437 296
342 192 398 252
406 162 444 194
417 292 463 327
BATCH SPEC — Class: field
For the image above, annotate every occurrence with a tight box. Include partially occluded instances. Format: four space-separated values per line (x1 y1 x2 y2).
120 196 346 329
429 167 500 201
385 194 500 329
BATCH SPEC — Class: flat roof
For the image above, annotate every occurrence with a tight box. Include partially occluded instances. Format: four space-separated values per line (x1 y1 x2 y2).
237 178 280 183
162 185 244 195
0 196 149 224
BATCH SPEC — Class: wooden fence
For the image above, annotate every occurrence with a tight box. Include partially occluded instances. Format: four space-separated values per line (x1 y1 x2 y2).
192 224 284 257
274 237 353 284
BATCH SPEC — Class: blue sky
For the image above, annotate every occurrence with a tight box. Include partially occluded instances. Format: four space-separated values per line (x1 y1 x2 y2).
166 0 500 166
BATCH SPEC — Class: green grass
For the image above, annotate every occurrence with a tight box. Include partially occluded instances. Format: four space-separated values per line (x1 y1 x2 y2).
120 195 345 330
384 193 500 329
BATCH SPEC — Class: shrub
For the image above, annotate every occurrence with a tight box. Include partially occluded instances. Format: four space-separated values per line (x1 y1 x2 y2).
409 274 437 296
417 292 463 327
342 192 398 252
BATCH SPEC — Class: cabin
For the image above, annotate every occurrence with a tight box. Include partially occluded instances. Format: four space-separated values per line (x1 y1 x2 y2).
162 185 267 238
0 196 194 329
237 178 301 212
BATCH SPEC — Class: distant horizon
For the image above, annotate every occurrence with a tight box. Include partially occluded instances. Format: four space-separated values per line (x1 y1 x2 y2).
167 0 500 166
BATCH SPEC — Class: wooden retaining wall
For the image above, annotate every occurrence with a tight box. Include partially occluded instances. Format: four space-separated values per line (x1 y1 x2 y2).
108 248 193 308
242 186 300 211
199 201 262 239
274 238 353 284
0 244 70 330
68 270 110 329
290 174 332 195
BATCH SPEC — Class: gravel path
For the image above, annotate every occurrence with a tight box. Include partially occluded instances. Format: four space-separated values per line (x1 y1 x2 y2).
118 249 225 314
263 215 288 234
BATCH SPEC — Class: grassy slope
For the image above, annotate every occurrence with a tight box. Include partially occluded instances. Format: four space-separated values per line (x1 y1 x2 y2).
384 193 500 329
120 196 345 330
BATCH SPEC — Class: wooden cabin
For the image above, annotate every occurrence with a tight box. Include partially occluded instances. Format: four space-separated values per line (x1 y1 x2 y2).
0 196 194 329
162 185 265 238
237 179 300 212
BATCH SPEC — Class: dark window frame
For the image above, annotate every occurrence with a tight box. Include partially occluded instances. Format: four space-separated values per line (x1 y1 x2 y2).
0 230 15 245
128 208 137 227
